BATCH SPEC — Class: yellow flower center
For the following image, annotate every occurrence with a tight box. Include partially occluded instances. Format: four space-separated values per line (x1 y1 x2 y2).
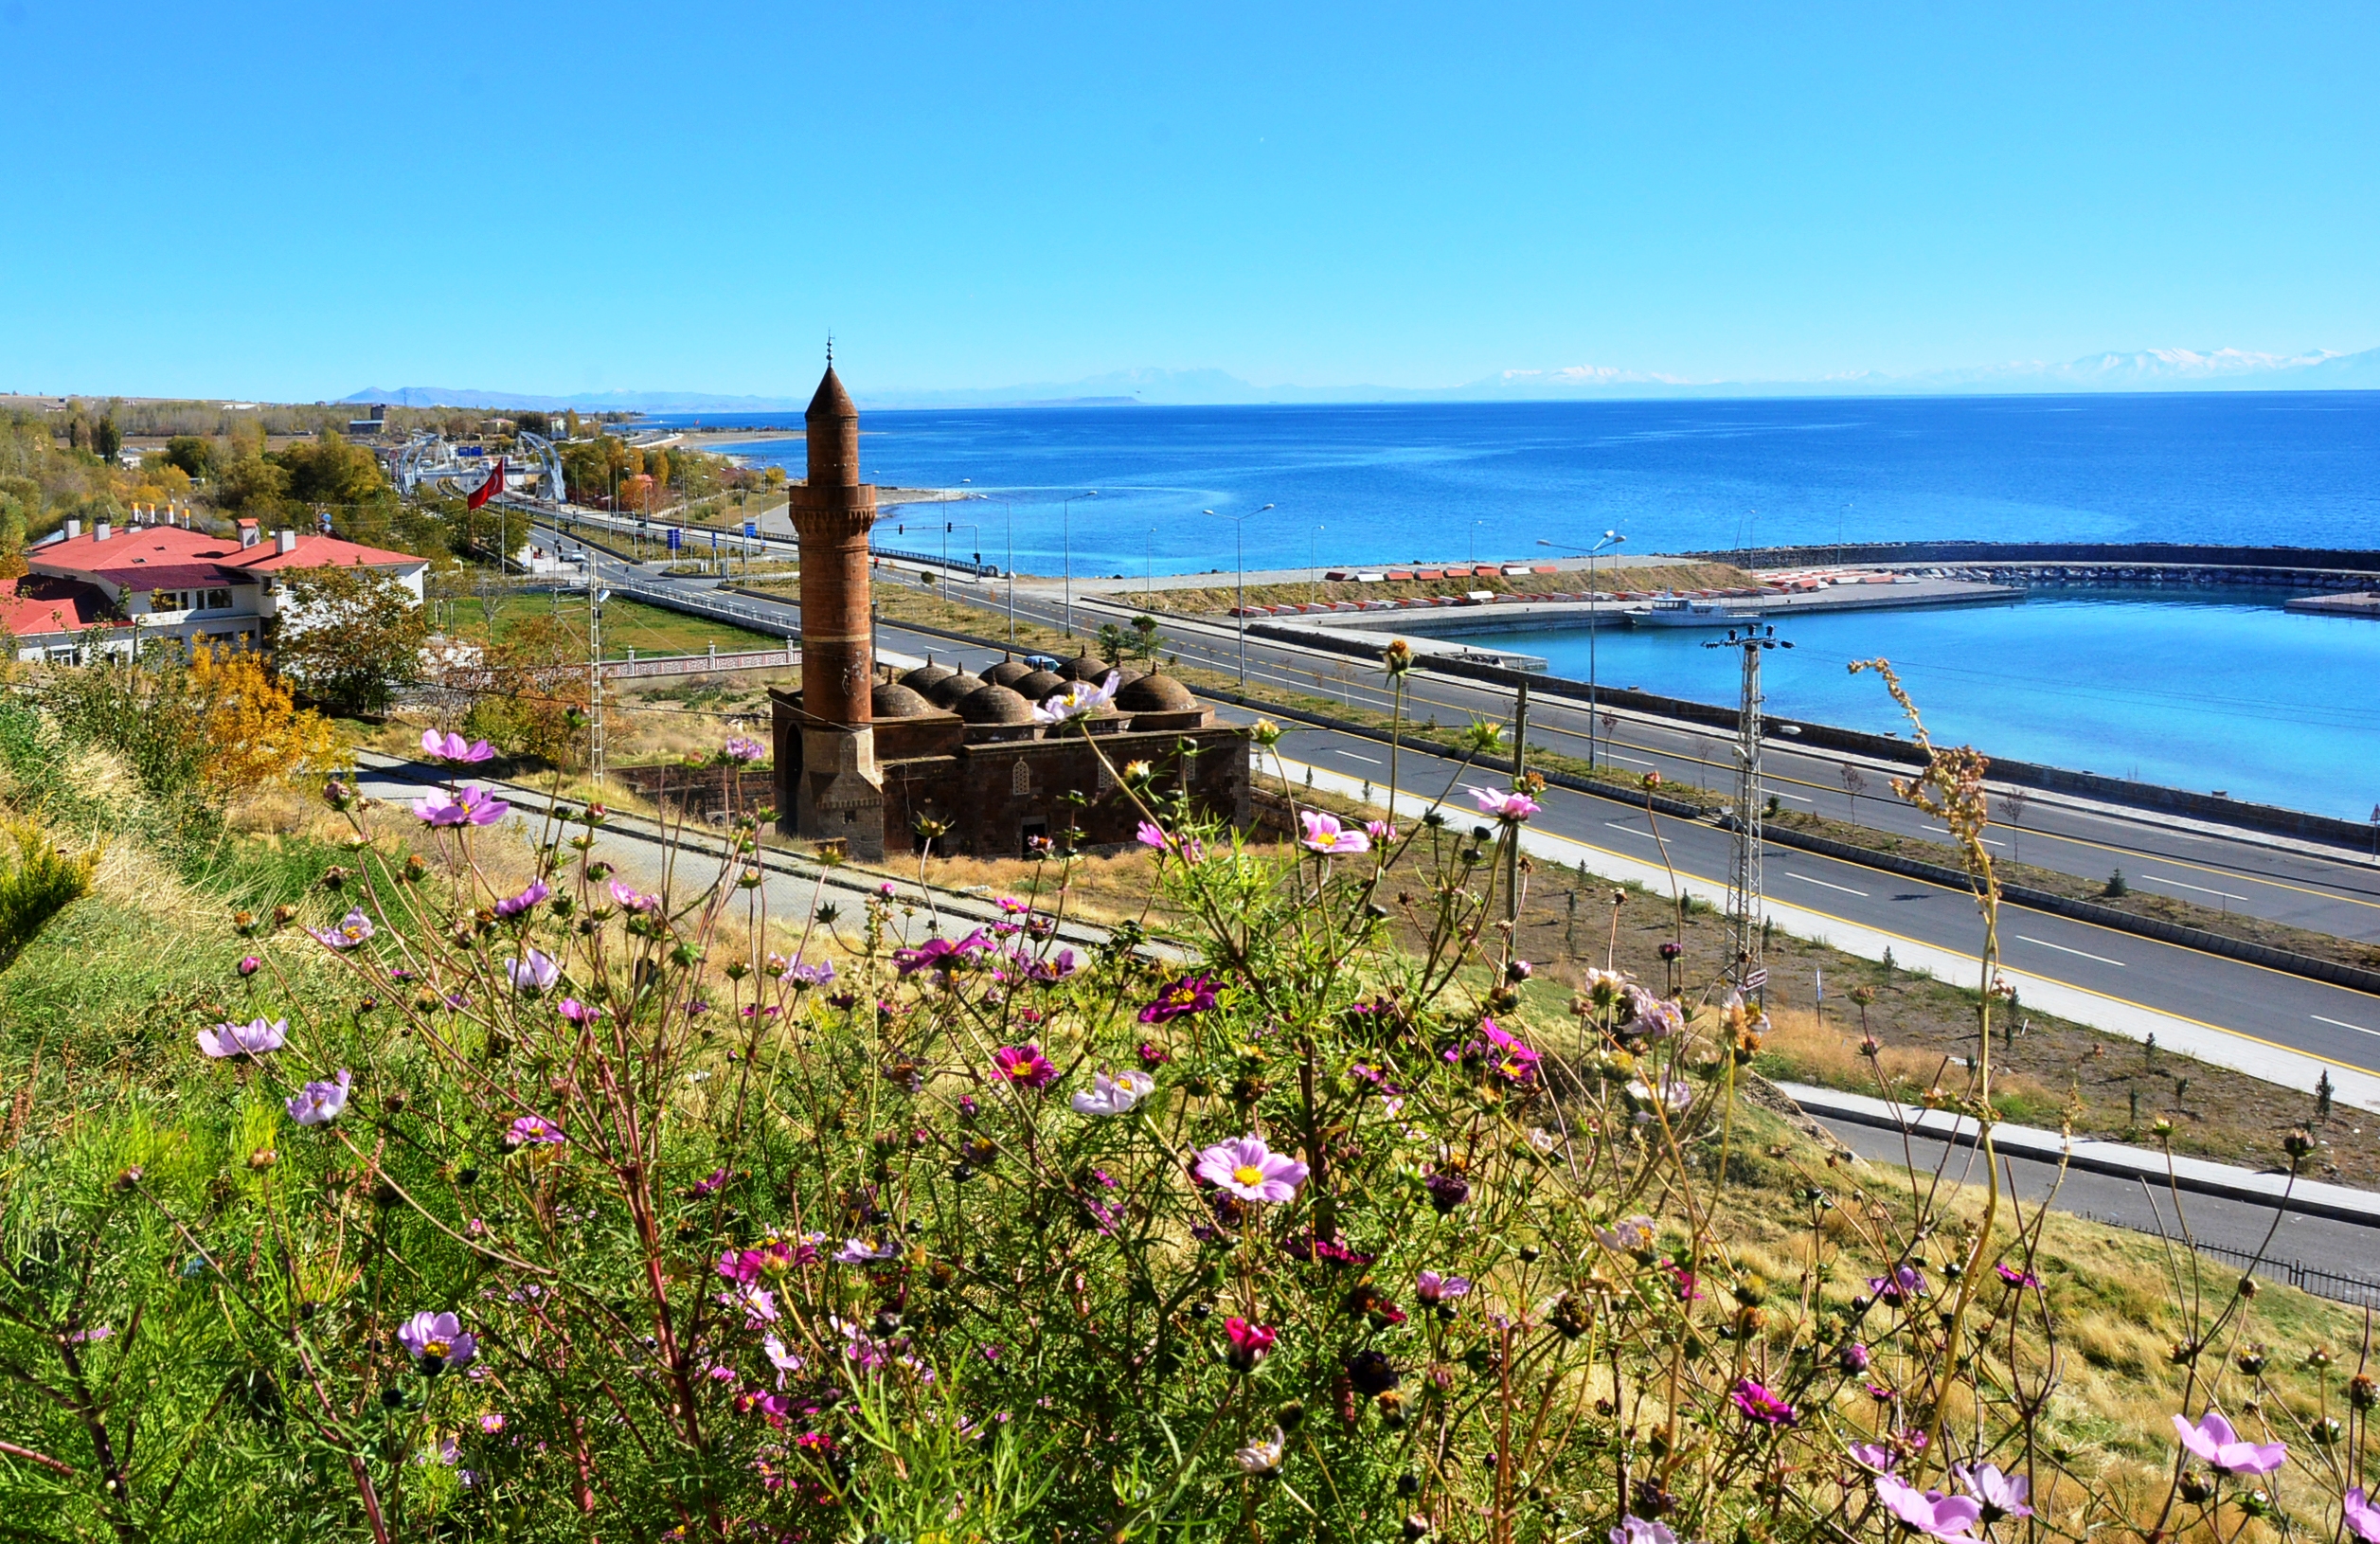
423 1339 452 1359
1232 1164 1264 1187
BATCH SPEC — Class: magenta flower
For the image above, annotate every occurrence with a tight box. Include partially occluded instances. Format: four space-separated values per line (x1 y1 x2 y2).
237 955 261 977
778 957 835 988
992 1044 1057 1089
505 948 560 994
2345 1489 2380 1544
493 879 550 919
557 997 600 1025
1415 1270 1472 1304
1849 1442 1896 1473
285 1069 352 1126
1136 1040 1171 1068
1481 1017 1540 1082
607 879 658 913
308 907 376 949
1609 1520 1676 1544
1994 1262 2040 1289
894 929 991 977
1868 1264 1927 1306
507 1114 566 1147
1875 1475 1981 1539
398 1310 478 1373
2173 1409 2286 1475
1196 1134 1309 1204
1730 1377 1796 1426
723 735 765 763
197 1016 287 1059
1138 974 1221 1023
1136 819 1169 851
414 785 510 827
1838 1341 1873 1373
1297 810 1369 854
421 728 495 764
1468 785 1542 822
479 1413 507 1434
1364 819 1397 842
1224 1316 1277 1369
1952 1463 2031 1522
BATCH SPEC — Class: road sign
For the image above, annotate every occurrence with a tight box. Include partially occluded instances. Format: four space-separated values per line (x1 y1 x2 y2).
743 521 759 539
1742 967 1770 991
667 528 682 552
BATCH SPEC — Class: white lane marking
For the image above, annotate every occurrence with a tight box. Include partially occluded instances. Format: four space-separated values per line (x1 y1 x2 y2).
1329 747 1383 765
1924 824 2005 847
2014 934 2127 968
2143 871 2248 903
1602 822 1655 839
2312 1014 2380 1039
1772 790 1815 803
1783 872 1870 897
1603 752 1659 767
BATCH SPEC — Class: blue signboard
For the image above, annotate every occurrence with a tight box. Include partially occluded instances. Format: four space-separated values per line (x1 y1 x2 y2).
667 528 682 552
743 521 759 539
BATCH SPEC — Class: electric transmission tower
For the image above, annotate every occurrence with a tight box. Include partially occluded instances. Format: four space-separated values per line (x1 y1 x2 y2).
1705 624 1794 987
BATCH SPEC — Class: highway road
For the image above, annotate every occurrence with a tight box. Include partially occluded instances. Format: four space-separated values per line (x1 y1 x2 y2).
535 521 2380 1086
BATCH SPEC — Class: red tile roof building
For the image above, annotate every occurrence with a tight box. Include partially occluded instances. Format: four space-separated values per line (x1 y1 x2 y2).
18 515 428 662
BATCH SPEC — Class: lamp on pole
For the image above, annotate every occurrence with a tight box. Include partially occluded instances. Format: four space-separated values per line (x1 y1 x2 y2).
1539 530 1624 766
1062 491 1098 637
1202 502 1275 686
1311 524 1325 601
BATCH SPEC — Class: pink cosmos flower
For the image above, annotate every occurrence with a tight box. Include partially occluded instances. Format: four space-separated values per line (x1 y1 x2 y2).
237 955 260 977
421 728 495 764
479 1412 507 1434
1868 1265 1927 1306
1224 1316 1277 1368
557 997 600 1025
1849 1442 1896 1473
1952 1463 2031 1522
507 1114 566 1146
893 929 991 977
1364 819 1397 842
1136 820 1171 852
2345 1488 2380 1544
992 1044 1057 1089
1138 974 1220 1023
1415 1270 1472 1304
414 785 510 827
607 880 658 913
397 1310 478 1373
1728 1378 1796 1427
724 735 766 762
1994 1262 2041 1289
1071 1070 1156 1116
1481 1018 1540 1082
506 948 560 994
285 1069 352 1126
1195 1134 1309 1204
2173 1409 2286 1475
198 1016 288 1059
1875 1475 1981 1539
1031 672 1120 724
309 907 376 949
1610 1520 1676 1544
493 879 549 919
1297 810 1370 854
1468 785 1542 822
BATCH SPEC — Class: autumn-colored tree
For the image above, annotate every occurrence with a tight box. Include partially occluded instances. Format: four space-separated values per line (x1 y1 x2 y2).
184 646 341 795
272 565 428 715
457 615 588 767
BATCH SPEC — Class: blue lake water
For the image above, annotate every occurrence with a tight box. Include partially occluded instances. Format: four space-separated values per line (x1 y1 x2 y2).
638 393 2380 816
649 392 2380 577
1459 590 2380 822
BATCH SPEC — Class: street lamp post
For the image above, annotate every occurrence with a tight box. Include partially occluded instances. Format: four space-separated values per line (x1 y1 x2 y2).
1202 502 1276 686
940 520 980 578
1311 524 1325 601
1062 491 1098 637
1539 530 1625 766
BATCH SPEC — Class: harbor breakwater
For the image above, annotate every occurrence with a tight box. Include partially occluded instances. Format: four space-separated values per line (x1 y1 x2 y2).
1693 541 2380 590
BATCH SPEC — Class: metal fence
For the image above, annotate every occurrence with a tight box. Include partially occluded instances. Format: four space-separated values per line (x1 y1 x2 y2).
2073 1210 2380 1308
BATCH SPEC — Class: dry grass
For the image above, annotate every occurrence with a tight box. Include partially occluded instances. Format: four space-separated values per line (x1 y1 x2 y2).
1096 560 1757 615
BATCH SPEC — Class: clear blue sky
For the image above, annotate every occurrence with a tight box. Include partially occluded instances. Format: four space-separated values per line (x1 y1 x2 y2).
5 2 2375 400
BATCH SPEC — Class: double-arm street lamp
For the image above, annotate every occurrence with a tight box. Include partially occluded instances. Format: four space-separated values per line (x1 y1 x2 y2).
1202 502 1277 686
1538 530 1625 766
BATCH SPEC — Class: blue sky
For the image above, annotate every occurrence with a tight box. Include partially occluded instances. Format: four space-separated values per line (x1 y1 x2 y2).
4 2 2375 401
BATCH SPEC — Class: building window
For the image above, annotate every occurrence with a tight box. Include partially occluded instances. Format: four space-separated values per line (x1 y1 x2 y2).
1011 760 1030 795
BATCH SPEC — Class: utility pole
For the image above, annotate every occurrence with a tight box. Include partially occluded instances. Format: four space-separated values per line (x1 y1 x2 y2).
1706 625 1793 987
1506 679 1530 925
587 569 607 786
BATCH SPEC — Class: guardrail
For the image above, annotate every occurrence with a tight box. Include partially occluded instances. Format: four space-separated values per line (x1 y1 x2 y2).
603 646 796 681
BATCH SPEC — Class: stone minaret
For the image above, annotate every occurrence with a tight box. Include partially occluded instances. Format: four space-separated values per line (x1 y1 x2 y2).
787 354 886 859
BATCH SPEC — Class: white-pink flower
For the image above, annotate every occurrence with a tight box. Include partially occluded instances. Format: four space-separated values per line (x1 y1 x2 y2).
421 728 494 764
1297 811 1369 855
198 1016 287 1059
1874 1475 1981 1539
2173 1409 2286 1475
609 880 659 913
1468 785 1541 822
1195 1134 1309 1204
1032 672 1119 724
2345 1488 2380 1544
414 786 509 827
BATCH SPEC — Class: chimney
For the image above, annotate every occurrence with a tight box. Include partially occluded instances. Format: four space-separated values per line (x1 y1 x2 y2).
238 519 259 548
64 518 81 540
94 521 111 543
276 529 297 555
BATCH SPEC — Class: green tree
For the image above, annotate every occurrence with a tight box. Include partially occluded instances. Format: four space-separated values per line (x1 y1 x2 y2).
160 435 216 479
272 565 427 715
277 432 386 506
89 418 121 462
214 453 289 515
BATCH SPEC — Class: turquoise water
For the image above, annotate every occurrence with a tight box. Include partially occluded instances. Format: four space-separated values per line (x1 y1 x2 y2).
1457 589 2380 821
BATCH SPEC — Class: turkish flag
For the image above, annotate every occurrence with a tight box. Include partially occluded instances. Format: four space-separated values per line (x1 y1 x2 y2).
468 458 507 511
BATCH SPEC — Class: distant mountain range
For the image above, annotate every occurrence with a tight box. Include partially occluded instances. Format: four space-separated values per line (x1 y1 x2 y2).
345 344 2380 413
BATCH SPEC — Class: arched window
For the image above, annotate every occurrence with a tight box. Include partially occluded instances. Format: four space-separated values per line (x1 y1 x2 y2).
1011 759 1030 796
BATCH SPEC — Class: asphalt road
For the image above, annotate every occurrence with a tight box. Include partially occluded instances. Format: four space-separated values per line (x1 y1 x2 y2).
537 522 2380 1082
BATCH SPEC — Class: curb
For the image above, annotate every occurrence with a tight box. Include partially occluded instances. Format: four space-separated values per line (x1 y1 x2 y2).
1772 1080 2380 1228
